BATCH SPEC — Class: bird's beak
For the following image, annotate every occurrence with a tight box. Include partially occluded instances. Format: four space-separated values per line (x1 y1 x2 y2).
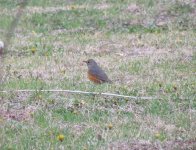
83 61 87 63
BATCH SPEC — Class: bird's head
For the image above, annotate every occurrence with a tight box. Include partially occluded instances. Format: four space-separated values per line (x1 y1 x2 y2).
83 59 97 68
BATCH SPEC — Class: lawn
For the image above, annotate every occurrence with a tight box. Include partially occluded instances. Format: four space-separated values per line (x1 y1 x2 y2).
0 0 195 149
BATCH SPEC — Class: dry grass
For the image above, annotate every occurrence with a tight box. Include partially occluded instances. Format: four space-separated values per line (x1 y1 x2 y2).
0 0 196 149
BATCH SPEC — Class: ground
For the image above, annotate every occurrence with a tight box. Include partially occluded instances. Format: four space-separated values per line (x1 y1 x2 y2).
0 0 196 149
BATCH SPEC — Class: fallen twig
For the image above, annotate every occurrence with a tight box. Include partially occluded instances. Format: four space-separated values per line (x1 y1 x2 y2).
0 89 156 100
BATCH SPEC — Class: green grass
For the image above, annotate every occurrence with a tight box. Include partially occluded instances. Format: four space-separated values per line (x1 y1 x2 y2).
0 0 196 149
0 15 12 30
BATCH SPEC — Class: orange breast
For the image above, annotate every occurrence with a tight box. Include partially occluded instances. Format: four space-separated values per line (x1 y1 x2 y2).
88 72 102 84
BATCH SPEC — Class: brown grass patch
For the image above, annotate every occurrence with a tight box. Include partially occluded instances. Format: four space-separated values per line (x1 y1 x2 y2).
0 106 36 121
107 139 196 150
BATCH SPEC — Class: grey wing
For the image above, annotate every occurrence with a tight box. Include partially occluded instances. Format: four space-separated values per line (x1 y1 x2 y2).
91 66 110 82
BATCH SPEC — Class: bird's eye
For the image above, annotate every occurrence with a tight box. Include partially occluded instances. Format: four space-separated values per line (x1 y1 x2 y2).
87 61 90 63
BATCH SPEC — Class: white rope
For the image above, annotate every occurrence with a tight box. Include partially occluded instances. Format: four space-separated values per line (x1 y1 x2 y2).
0 89 156 100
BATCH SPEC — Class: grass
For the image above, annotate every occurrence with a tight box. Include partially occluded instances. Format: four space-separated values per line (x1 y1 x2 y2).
0 0 196 149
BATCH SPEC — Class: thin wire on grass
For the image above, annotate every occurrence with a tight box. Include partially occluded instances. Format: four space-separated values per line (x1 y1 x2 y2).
0 89 157 100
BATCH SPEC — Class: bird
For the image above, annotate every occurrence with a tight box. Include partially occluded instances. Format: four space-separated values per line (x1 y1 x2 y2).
83 59 112 84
